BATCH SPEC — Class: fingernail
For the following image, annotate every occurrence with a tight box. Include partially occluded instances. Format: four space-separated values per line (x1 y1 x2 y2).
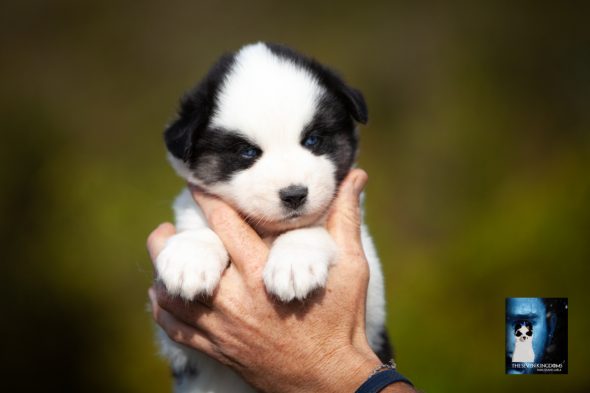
148 287 156 303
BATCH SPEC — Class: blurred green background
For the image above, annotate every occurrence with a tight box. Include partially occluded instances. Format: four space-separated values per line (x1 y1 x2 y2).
1 1 588 392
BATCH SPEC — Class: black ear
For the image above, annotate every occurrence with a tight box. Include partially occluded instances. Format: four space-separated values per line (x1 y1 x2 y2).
309 61 368 124
164 53 236 162
339 84 368 124
164 107 201 161
313 66 368 125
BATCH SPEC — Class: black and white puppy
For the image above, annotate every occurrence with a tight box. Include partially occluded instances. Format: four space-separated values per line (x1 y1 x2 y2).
512 321 534 363
157 42 389 393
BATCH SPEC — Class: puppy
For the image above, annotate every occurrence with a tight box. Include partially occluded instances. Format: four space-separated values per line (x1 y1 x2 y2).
512 321 534 363
156 42 389 393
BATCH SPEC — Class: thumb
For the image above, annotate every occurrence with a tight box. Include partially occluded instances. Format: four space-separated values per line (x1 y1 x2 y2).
326 169 368 253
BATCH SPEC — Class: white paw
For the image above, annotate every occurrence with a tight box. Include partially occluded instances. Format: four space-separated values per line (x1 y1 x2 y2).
263 231 337 301
156 230 228 300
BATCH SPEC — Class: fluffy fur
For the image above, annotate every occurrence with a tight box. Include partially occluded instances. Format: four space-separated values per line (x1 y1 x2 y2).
157 42 388 393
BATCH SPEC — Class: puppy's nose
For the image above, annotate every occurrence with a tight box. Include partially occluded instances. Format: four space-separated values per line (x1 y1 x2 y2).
279 185 308 209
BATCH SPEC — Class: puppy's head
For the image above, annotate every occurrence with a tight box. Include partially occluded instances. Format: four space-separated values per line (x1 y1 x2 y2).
514 321 533 342
165 42 367 234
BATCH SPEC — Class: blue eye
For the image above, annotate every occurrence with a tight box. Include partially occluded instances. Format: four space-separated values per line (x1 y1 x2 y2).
303 134 321 148
239 147 259 159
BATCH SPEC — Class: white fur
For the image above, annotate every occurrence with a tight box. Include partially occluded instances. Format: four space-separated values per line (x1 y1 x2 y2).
263 226 337 301
156 230 228 299
211 43 322 142
512 326 535 362
156 43 386 392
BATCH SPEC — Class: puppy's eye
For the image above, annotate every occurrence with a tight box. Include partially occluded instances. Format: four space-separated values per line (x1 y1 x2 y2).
302 134 322 148
515 331 522 337
526 331 532 336
239 146 259 159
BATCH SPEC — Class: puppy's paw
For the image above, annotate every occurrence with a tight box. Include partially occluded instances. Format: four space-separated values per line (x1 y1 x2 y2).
156 230 228 300
263 228 337 302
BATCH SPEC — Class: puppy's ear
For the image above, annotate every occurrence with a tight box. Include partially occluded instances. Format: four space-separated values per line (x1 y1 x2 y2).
314 65 368 124
164 110 200 161
164 86 214 163
164 53 236 162
340 84 368 124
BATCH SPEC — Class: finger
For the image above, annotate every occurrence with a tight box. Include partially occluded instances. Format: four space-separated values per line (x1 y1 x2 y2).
147 222 176 264
190 187 268 275
149 288 220 361
325 170 370 317
326 169 368 253
153 282 218 329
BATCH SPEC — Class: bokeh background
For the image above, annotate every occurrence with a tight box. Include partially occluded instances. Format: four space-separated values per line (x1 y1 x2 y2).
1 1 588 392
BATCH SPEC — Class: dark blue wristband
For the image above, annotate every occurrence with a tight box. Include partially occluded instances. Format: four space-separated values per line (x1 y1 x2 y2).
355 368 413 393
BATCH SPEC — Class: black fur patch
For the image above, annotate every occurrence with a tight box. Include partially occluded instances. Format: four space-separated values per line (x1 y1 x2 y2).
192 128 262 184
301 92 358 182
375 327 394 363
514 320 533 335
164 53 236 161
171 362 199 385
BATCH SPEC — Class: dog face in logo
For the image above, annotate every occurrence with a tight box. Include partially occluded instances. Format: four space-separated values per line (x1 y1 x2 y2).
514 320 533 342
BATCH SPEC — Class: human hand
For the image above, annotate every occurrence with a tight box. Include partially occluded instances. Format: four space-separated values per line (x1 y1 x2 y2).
148 169 414 393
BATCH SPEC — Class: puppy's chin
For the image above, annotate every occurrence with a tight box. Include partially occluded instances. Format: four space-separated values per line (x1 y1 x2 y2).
190 180 333 235
246 210 326 236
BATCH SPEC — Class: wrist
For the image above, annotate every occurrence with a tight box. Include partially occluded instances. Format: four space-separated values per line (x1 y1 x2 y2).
313 346 416 393
306 345 381 393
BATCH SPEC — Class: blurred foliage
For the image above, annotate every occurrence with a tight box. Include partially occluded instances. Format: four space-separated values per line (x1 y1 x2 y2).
1 1 588 392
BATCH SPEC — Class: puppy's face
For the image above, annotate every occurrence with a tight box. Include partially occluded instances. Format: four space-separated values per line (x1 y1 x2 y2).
515 322 533 342
165 43 367 234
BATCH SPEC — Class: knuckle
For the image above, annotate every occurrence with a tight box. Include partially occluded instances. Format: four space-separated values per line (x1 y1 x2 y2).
170 330 185 344
245 270 265 290
217 292 241 314
158 295 176 313
342 209 361 229
211 345 230 365
146 230 159 250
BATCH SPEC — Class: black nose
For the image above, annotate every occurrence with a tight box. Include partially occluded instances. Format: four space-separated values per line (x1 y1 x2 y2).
279 185 308 210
